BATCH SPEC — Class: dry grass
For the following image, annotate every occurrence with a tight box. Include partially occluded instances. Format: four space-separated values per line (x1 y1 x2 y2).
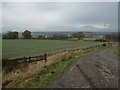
2 49 83 88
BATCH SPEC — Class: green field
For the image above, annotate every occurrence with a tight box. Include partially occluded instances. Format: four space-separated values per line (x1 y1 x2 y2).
3 39 104 59
114 44 120 56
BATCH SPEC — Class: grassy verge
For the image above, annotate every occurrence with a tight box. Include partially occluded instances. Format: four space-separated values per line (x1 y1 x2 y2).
13 46 108 88
114 44 120 56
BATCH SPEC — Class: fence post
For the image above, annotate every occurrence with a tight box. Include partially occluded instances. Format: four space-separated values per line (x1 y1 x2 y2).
29 57 31 61
23 57 27 63
44 53 47 62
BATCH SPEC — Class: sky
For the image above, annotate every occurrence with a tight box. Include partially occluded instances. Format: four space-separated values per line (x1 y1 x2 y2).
1 1 118 32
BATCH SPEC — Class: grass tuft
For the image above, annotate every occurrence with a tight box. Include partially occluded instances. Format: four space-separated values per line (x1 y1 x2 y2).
114 44 120 56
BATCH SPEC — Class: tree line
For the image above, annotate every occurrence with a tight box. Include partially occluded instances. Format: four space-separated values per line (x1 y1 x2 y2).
2 30 32 39
2 30 85 40
104 33 120 43
3 30 119 42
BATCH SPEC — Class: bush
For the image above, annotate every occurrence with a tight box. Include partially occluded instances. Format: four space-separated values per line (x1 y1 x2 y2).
2 31 19 39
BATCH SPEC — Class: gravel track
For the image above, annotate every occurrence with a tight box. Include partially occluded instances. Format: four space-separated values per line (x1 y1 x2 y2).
48 43 119 88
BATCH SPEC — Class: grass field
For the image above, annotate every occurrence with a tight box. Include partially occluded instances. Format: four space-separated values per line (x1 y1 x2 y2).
3 39 104 59
114 43 120 56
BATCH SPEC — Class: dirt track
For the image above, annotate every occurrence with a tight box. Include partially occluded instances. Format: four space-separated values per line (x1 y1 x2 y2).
48 43 119 88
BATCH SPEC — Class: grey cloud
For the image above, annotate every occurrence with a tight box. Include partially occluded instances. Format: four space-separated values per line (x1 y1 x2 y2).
2 2 118 32
63 2 117 24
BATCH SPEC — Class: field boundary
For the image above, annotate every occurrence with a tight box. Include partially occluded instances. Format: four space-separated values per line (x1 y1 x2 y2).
2 43 110 72
2 43 111 88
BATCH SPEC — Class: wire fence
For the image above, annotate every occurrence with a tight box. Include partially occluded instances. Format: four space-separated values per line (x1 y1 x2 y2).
2 43 110 72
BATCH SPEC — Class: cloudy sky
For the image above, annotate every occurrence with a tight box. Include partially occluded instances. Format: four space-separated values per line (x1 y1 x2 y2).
2 2 118 32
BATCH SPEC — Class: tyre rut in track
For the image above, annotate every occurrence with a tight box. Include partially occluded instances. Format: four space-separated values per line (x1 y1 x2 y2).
76 64 96 88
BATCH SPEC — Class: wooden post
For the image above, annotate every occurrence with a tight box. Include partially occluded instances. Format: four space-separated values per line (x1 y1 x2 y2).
29 57 31 61
23 57 27 63
44 53 47 62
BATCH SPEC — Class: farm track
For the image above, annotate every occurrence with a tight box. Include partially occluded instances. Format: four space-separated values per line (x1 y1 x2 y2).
48 43 119 88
